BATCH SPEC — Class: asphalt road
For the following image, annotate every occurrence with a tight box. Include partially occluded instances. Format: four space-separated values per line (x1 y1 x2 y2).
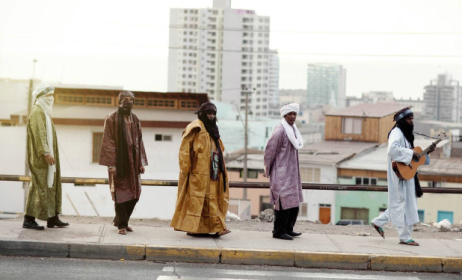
0 256 461 280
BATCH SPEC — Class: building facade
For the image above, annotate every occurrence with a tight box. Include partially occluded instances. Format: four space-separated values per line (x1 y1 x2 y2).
306 63 346 108
423 73 461 123
167 0 279 117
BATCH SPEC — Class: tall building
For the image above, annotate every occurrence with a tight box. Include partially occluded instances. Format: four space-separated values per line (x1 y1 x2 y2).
306 63 346 108
423 73 461 123
267 50 280 118
168 0 278 117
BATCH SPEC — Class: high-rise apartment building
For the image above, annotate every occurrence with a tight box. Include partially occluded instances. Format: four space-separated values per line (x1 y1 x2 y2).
423 73 461 123
267 50 280 118
168 0 278 117
306 63 346 108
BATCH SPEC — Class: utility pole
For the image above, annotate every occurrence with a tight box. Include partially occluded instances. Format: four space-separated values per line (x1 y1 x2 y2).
23 59 37 209
241 85 251 200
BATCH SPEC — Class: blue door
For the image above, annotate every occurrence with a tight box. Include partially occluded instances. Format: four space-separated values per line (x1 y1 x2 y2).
437 211 453 223
417 210 424 223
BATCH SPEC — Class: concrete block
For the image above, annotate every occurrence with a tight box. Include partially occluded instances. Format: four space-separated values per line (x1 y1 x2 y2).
443 257 462 273
70 243 145 260
146 245 220 263
221 248 294 266
0 240 68 258
295 252 369 270
371 255 442 272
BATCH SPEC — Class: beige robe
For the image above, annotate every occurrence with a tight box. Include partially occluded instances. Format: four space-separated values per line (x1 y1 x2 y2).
170 119 229 233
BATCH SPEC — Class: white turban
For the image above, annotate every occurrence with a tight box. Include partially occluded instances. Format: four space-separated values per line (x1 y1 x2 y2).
32 83 54 101
280 103 300 117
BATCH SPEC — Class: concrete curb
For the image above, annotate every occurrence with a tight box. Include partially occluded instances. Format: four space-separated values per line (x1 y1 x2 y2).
70 243 145 260
0 240 461 273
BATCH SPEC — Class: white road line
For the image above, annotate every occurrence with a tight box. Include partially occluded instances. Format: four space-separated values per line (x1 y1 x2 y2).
162 266 175 272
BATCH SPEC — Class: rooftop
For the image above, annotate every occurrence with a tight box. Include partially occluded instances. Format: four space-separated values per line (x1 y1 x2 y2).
325 103 405 118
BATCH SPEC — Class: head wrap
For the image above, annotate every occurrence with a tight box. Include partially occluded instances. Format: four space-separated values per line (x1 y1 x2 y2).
33 83 54 102
195 102 217 114
118 91 135 104
394 108 413 123
280 103 300 117
195 102 226 191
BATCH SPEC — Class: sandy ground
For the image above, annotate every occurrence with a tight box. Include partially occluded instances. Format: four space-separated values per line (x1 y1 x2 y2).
12 215 462 241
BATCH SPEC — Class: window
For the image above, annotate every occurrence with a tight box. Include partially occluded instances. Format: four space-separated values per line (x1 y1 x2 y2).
56 94 84 105
355 177 378 185
85 96 114 106
239 169 258 179
155 134 172 142
180 100 199 109
92 132 103 163
342 118 362 134
147 99 176 109
134 98 146 107
300 167 320 182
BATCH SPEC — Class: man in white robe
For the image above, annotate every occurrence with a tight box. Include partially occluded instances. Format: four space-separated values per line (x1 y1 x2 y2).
371 108 434 246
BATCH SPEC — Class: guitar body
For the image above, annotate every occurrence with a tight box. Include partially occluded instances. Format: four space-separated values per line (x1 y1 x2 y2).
394 147 426 180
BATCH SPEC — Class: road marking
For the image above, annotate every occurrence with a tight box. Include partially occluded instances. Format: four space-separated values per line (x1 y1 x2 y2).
162 267 175 272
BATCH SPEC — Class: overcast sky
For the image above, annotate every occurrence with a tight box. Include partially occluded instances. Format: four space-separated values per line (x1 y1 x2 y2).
1 0 462 99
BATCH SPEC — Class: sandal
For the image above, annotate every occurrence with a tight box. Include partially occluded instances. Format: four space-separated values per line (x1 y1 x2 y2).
216 229 231 237
127 226 133 232
399 239 419 246
371 223 385 239
118 229 127 235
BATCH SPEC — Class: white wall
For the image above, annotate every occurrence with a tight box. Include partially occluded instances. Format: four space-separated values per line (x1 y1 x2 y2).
0 123 184 219
300 164 337 223
0 127 27 214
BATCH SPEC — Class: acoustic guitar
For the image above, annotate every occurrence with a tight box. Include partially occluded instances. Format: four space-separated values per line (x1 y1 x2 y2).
392 132 446 180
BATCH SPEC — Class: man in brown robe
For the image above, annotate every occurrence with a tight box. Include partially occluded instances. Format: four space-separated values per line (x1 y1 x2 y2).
99 91 148 235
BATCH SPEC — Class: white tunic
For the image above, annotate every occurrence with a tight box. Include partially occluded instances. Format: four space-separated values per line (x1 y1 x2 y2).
386 128 419 227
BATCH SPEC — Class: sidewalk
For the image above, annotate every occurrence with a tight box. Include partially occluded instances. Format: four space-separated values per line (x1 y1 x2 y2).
0 219 461 273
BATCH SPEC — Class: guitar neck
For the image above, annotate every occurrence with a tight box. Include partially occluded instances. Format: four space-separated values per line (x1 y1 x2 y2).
419 138 443 156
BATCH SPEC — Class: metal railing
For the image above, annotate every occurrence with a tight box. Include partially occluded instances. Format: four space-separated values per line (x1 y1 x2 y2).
2 174 462 193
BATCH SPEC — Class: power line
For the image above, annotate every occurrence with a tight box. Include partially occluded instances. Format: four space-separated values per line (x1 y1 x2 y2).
4 34 462 58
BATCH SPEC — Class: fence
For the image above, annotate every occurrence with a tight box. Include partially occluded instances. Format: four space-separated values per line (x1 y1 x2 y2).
2 174 462 193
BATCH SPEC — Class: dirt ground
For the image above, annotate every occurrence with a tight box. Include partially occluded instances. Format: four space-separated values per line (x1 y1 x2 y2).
14 215 462 240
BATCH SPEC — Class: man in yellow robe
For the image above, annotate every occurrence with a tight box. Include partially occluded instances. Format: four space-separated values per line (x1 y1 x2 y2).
170 102 230 236
23 83 69 230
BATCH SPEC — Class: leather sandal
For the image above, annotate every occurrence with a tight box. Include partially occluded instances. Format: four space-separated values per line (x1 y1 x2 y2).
371 223 385 239
399 239 419 246
118 229 127 235
127 226 133 232
216 229 231 237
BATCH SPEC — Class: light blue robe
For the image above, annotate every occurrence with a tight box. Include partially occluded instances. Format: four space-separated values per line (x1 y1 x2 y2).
387 128 419 227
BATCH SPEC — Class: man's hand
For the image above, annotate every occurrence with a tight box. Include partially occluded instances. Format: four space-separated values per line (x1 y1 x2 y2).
108 167 116 176
412 150 421 161
140 166 145 174
44 154 55 165
428 143 436 154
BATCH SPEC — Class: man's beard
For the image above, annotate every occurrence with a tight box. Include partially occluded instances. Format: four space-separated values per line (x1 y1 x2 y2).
199 114 220 139
397 121 414 147
119 103 133 115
